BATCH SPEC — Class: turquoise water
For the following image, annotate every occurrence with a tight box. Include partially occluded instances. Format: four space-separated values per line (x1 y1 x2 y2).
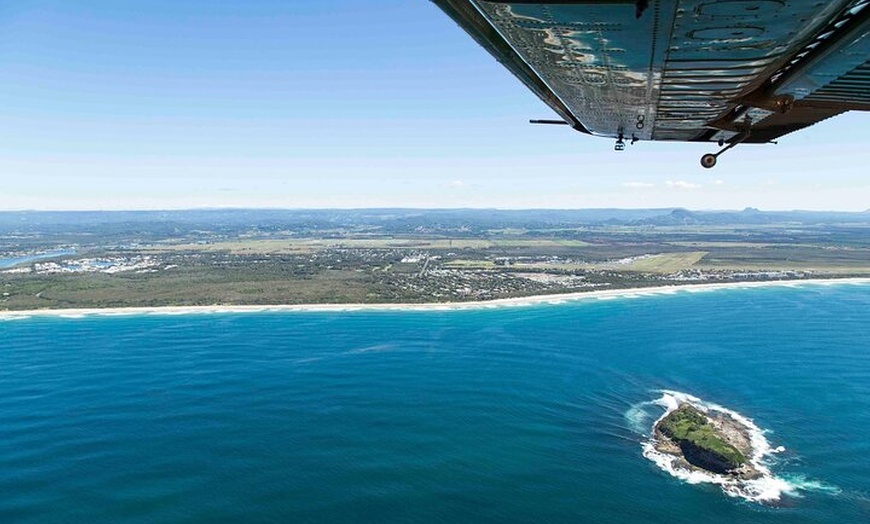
0 249 76 269
1 283 868 523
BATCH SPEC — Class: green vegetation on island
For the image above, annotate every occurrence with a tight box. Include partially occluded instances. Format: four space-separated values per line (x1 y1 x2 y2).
657 405 747 473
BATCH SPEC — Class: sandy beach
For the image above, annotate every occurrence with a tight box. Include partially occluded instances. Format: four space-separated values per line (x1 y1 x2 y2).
2 277 869 319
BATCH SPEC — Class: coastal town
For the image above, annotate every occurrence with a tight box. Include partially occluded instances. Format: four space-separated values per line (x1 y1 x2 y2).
1 208 868 310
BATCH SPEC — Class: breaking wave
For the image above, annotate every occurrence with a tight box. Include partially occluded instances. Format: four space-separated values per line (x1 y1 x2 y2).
626 390 839 504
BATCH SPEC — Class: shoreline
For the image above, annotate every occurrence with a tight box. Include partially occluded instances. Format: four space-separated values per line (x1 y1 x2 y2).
641 390 792 503
2 277 869 319
653 403 760 480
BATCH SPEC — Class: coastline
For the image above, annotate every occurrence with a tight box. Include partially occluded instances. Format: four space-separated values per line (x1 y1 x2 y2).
2 277 869 319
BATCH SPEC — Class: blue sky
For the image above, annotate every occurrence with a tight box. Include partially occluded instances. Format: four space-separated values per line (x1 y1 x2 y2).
1 0 867 211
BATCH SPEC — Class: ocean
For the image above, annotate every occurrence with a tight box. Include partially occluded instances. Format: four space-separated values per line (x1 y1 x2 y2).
1 283 868 523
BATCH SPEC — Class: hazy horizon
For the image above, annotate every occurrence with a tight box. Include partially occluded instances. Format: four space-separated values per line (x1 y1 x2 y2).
2 205 869 214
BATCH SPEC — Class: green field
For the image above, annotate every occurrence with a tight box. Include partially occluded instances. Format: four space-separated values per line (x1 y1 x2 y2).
148 237 590 254
599 252 708 273
3 212 870 310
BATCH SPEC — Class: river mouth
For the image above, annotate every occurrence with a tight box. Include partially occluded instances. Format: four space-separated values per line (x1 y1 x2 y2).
0 249 76 269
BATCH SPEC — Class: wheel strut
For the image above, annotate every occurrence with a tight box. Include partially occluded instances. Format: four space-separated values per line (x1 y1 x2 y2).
700 130 750 169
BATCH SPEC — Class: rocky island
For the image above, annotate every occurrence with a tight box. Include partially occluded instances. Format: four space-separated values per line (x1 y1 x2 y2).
653 404 761 480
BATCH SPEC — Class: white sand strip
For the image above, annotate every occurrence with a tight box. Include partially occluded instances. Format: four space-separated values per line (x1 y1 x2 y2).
2 277 869 319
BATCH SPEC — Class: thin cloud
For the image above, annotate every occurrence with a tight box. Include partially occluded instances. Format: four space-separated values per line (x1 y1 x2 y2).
666 180 702 190
621 181 655 188
448 180 467 189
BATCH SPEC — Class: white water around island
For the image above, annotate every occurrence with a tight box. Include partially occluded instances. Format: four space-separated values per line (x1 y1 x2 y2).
626 391 840 503
2 278 867 522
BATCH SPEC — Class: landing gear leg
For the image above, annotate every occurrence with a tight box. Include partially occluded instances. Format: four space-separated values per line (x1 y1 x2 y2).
700 129 750 169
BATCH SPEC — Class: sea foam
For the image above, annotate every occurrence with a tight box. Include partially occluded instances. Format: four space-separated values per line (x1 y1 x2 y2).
629 390 839 504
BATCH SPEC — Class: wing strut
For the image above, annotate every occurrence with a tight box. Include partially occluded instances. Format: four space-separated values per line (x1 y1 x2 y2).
529 119 569 125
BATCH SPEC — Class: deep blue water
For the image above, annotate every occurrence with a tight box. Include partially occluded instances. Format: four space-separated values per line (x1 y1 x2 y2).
1 283 868 523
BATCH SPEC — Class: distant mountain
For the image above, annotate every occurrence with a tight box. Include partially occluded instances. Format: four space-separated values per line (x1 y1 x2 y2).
1 208 869 235
630 208 870 226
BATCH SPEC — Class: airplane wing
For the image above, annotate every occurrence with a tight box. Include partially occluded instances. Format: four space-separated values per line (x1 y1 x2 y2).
431 1 870 165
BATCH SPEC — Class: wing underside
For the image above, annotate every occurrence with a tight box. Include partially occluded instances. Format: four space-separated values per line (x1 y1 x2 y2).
433 0 870 143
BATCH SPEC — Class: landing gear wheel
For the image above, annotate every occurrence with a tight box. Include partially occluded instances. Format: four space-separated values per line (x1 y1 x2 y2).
700 153 717 169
